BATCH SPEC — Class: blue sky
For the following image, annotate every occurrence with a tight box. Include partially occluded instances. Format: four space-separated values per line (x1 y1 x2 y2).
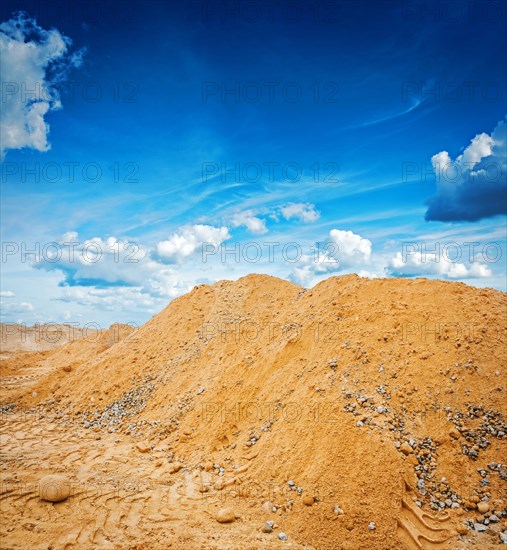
1 0 506 326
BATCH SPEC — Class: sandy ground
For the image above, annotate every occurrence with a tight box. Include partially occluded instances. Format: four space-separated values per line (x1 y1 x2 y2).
1 274 506 549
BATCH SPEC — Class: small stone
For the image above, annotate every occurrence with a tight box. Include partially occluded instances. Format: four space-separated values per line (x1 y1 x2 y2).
489 514 499 522
477 501 489 513
474 523 487 532
500 531 507 544
449 428 460 439
170 462 182 473
368 521 376 530
303 496 314 506
400 442 413 455
261 501 273 514
216 508 235 523
38 475 71 503
456 524 468 535
136 442 150 453
278 532 288 541
261 522 273 533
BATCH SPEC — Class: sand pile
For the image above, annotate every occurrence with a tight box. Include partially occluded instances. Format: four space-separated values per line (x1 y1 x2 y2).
1 274 506 549
0 324 134 398
0 323 98 355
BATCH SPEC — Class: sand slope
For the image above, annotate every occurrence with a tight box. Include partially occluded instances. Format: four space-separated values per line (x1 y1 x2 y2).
1 275 506 549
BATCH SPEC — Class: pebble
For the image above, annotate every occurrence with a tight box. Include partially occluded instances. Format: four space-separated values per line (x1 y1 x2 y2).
216 508 235 523
303 496 314 506
477 501 489 513
474 523 487 532
456 524 468 535
500 531 507 544
333 504 344 515
278 532 288 541
261 520 274 533
400 442 413 455
261 501 273 514
368 522 376 530
136 442 150 453
38 475 71 503
170 462 182 473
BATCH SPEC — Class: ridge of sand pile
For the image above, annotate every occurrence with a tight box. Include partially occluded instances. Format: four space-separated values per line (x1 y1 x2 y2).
2 274 506 549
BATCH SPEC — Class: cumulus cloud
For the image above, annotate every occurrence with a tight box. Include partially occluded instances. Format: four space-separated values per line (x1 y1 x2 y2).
425 118 507 222
328 229 372 264
31 230 216 312
231 211 268 235
0 290 15 297
0 12 85 157
33 233 193 300
0 301 34 316
34 235 154 288
290 229 372 286
280 203 320 223
156 225 230 263
386 251 491 279
57 286 165 314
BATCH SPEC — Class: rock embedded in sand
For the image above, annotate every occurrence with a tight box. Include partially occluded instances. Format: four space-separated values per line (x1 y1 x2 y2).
400 442 413 455
261 501 274 513
169 462 182 473
136 442 150 453
216 508 235 523
449 428 461 439
38 474 71 502
303 496 314 506
261 520 274 533
278 532 288 541
477 501 489 513
456 524 468 535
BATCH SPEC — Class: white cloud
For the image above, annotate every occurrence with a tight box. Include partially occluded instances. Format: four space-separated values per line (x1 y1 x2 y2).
328 229 372 264
0 12 85 157
0 290 15 297
57 286 165 314
426 118 507 221
231 211 268 235
289 229 372 286
0 300 34 316
280 203 320 223
386 251 491 279
60 231 79 242
156 224 230 263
